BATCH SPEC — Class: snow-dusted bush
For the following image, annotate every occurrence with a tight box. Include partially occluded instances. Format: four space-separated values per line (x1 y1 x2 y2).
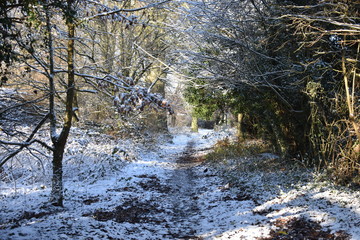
1 127 135 191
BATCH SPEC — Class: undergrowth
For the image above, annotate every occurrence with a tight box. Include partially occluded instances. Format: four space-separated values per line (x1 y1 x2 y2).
205 137 310 174
206 137 360 190
206 137 271 162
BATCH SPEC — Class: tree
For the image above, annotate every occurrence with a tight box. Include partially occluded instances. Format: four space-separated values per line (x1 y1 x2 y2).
0 0 172 206
181 0 359 183
184 79 232 123
180 0 294 152
76 1 174 132
272 0 360 181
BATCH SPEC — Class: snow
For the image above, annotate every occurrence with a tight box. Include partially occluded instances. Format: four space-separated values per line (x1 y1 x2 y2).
0 128 359 239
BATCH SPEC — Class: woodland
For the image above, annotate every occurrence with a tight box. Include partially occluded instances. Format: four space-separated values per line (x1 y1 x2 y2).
0 0 359 239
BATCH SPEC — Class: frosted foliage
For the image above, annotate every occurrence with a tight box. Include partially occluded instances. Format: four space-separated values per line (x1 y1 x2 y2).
0 126 134 186
111 77 173 115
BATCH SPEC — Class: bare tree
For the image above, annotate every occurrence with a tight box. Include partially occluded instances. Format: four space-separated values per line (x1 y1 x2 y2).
77 2 173 131
0 0 172 206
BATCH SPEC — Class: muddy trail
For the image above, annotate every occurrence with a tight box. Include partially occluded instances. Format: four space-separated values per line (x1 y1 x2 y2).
111 140 207 239
90 139 213 239
165 140 202 239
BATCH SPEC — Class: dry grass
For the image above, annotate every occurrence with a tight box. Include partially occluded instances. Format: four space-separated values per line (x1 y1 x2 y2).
205 138 304 173
206 138 268 161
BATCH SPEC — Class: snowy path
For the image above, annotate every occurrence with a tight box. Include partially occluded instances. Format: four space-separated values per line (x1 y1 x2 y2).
1 129 359 239
99 130 273 239
0 129 256 240
165 140 200 239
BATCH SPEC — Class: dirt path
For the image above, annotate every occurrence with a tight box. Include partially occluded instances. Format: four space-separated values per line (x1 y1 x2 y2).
165 140 202 239
89 137 211 239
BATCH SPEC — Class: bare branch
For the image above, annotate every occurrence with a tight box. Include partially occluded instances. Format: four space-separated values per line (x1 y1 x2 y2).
279 14 360 32
0 95 48 118
80 0 172 24
0 113 52 168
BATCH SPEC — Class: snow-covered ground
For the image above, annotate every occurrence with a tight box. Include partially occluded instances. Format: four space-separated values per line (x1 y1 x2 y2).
0 128 359 239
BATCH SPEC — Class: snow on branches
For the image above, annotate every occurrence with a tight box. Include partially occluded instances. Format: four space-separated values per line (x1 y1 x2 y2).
114 84 173 115
98 74 173 116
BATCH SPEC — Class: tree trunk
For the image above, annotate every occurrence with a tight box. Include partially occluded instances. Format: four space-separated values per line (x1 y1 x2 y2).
50 144 65 206
146 64 168 132
170 114 176 128
268 118 288 158
191 116 198 132
342 48 360 153
45 7 64 206
50 6 76 206
236 113 244 141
